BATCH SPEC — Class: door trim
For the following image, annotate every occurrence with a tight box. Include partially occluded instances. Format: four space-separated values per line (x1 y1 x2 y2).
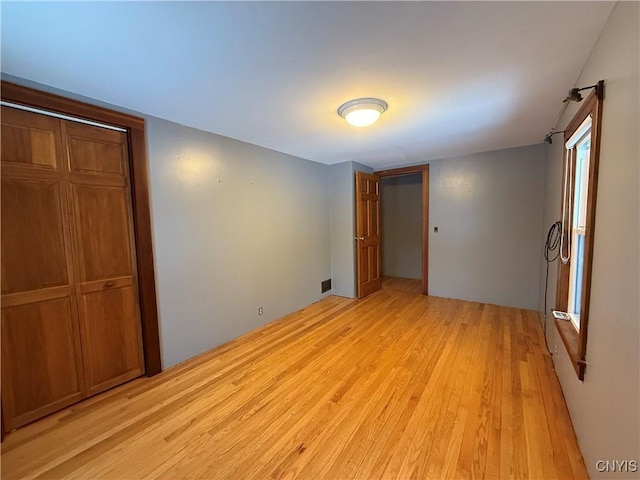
1 81 162 376
375 164 429 295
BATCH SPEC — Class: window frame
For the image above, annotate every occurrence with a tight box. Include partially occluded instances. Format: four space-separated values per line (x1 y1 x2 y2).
555 80 604 381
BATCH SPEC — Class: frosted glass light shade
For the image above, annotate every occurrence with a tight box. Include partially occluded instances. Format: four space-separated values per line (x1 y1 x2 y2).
338 98 388 127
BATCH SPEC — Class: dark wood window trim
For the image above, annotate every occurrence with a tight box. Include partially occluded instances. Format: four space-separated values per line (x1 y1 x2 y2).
555 80 604 381
374 164 429 295
1 81 162 376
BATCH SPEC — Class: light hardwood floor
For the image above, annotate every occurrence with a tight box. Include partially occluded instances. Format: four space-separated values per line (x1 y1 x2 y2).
382 276 422 295
1 286 588 479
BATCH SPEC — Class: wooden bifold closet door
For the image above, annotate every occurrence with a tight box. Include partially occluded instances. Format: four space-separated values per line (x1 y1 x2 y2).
1 106 144 430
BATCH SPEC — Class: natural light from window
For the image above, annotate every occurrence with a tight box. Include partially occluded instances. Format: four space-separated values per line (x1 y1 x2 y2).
566 116 592 332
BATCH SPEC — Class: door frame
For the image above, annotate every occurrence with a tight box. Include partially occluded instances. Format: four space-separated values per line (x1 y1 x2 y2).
375 164 429 295
1 81 162 376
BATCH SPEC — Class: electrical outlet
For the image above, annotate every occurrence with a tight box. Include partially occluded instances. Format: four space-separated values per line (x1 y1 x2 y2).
554 344 559 355
258 307 263 316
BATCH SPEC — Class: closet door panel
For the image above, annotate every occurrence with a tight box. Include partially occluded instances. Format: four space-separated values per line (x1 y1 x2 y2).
1 179 68 294
66 123 126 177
68 135 125 175
81 284 143 393
64 120 144 395
1 298 85 429
1 106 86 430
0 108 59 169
72 184 133 281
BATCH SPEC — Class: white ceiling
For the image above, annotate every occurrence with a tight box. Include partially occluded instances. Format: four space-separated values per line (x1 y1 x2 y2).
1 1 614 169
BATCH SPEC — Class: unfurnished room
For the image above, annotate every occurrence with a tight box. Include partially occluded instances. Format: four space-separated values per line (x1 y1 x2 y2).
0 1 638 479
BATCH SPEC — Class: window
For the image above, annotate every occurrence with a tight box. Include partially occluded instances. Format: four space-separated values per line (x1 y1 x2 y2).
565 117 591 331
555 80 603 381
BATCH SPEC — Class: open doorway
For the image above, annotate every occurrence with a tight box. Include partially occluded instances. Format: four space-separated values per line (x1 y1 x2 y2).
375 165 429 295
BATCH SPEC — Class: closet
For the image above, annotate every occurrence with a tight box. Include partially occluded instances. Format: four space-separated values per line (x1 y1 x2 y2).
1 104 145 430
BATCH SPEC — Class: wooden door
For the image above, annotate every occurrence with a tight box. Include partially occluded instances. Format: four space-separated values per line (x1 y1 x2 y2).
1 107 86 430
1 106 145 430
355 171 382 298
63 121 145 395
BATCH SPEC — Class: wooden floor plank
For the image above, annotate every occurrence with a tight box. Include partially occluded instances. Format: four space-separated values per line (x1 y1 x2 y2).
1 286 588 480
382 276 422 295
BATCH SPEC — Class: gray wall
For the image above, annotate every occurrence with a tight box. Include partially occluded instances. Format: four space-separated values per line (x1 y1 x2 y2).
428 144 546 309
0 74 335 369
329 161 372 298
147 117 332 367
329 162 356 298
537 3 640 478
381 174 422 279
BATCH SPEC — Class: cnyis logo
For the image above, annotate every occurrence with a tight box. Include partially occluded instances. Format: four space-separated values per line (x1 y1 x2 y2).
595 460 638 473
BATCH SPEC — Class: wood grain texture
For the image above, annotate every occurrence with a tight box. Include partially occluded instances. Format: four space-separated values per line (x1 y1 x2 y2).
1 298 86 430
127 126 162 375
382 276 422 295
0 179 69 294
1 106 86 430
375 164 427 178
62 120 145 395
1 81 162 377
0 82 145 130
355 171 382 298
1 102 147 431
0 107 59 169
0 287 588 479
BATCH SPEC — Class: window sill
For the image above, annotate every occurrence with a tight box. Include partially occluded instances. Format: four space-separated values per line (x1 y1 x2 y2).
555 318 586 380
567 312 580 332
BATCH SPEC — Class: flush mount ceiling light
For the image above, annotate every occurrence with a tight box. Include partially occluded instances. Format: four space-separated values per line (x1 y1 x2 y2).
337 97 388 127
